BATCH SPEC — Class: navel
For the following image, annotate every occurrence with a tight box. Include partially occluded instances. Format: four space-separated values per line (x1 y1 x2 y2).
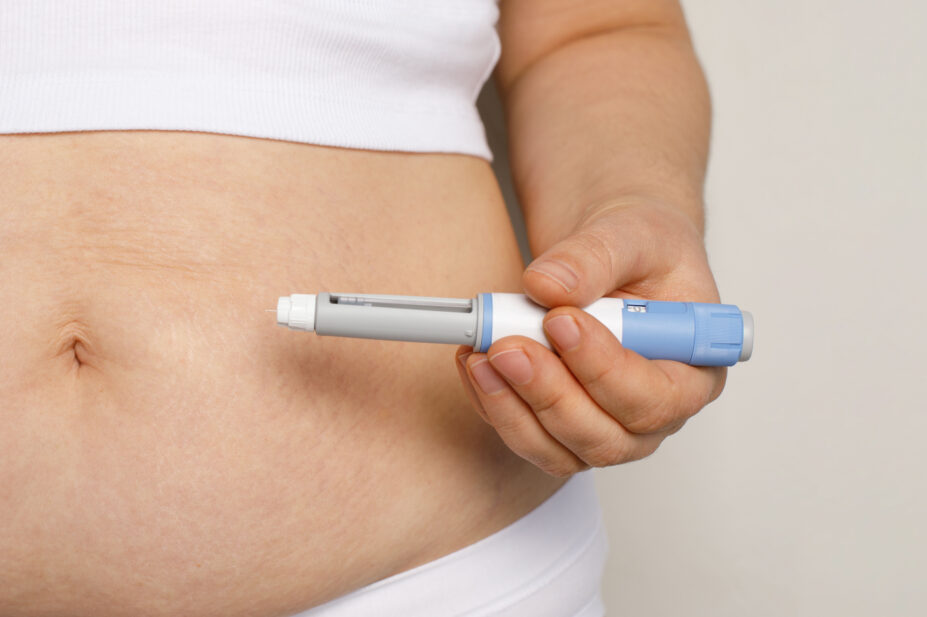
54 319 96 371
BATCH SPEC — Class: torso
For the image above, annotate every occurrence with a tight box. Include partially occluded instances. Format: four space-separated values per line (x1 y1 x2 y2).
0 131 563 617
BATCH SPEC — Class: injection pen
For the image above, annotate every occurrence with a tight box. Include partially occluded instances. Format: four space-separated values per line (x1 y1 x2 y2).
274 292 753 367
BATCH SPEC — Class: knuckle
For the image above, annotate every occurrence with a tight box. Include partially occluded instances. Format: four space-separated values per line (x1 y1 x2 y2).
692 392 712 417
623 369 711 434
582 437 631 468
623 398 675 434
531 388 569 420
572 229 617 284
488 409 534 438
582 359 617 393
677 394 706 422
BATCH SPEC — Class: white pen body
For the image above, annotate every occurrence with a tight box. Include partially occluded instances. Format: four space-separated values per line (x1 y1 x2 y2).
479 293 621 352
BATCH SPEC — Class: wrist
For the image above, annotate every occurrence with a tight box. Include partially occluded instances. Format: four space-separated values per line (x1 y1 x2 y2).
527 191 705 259
579 191 705 235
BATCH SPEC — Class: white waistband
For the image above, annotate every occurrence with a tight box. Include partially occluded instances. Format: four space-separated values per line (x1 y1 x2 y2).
294 471 608 617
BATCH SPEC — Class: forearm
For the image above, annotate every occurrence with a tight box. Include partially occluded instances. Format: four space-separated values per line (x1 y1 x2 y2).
497 2 710 254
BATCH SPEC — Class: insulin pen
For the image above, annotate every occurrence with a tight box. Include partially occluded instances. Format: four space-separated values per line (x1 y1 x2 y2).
274 292 753 367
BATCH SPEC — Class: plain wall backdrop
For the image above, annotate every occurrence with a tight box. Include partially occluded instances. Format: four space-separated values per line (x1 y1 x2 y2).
480 1 926 615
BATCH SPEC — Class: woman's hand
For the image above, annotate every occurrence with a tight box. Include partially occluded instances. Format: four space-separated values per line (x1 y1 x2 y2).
454 199 727 477
482 0 718 476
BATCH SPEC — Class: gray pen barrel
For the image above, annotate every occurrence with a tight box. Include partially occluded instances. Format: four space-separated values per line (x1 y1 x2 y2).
313 292 480 346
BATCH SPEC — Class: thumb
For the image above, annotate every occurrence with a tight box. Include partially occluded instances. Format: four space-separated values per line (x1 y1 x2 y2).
523 207 676 308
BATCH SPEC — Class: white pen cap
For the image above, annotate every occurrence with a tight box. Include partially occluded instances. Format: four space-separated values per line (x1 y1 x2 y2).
277 294 316 331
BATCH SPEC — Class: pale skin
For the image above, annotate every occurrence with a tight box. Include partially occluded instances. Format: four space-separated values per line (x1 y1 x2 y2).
456 0 726 477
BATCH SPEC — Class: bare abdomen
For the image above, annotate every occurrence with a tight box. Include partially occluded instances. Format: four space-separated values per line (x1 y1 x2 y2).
0 132 562 617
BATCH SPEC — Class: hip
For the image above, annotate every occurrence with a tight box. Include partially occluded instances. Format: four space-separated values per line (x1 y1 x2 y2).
297 471 607 617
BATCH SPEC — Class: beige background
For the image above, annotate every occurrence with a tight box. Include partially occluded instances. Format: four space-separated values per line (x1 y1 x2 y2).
480 1 927 614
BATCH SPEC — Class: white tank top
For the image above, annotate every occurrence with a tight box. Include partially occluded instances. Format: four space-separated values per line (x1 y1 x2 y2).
0 0 500 159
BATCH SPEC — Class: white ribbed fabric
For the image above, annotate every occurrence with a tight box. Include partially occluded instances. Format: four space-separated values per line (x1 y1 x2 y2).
293 471 608 617
0 0 500 159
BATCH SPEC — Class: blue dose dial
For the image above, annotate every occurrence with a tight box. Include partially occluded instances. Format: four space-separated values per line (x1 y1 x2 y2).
621 300 746 366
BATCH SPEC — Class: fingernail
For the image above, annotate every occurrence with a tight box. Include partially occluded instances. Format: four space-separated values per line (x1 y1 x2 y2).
489 349 533 385
526 259 579 293
457 352 472 367
470 359 508 394
545 315 581 351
